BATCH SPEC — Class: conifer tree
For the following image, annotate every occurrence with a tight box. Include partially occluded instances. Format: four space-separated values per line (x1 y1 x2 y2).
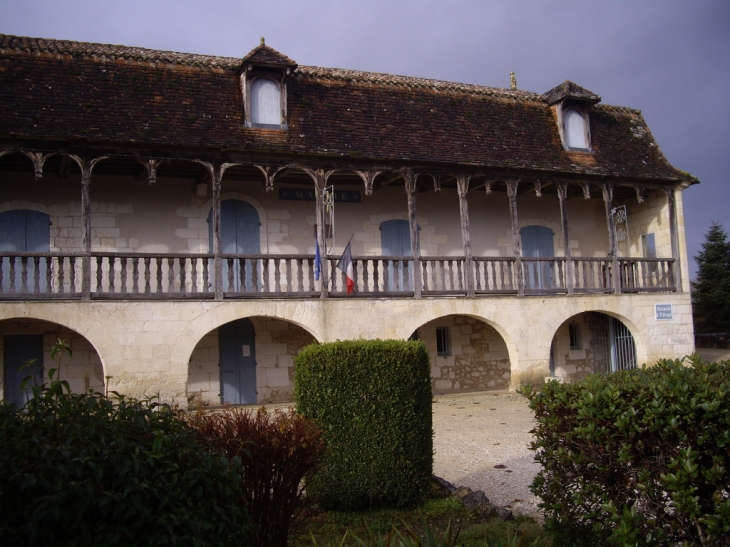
692 222 730 333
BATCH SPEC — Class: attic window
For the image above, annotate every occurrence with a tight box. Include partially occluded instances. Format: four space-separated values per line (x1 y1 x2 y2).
250 78 281 126
564 108 589 150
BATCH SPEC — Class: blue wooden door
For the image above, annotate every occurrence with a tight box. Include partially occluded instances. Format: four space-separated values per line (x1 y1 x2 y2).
520 225 554 290
380 219 412 291
4 335 44 406
0 210 50 293
218 318 257 404
209 200 260 292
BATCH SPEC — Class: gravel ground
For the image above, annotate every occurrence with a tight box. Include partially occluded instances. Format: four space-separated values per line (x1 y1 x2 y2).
432 391 542 521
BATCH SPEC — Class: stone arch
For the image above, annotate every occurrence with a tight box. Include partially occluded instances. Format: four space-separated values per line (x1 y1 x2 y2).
0 317 105 400
186 314 318 406
409 313 512 394
549 309 641 382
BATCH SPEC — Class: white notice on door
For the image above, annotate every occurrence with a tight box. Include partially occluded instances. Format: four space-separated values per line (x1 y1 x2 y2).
242 345 251 357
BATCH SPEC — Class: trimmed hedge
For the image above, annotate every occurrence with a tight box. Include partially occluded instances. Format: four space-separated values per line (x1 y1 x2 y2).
0 387 249 547
521 357 730 546
295 339 432 510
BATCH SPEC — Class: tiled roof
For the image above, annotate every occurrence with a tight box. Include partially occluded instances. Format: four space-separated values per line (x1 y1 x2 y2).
0 34 694 183
240 40 297 68
542 80 601 105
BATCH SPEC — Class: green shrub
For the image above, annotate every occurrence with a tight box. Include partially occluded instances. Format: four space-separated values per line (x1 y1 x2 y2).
521 356 730 546
295 339 432 510
189 407 326 547
0 385 249 547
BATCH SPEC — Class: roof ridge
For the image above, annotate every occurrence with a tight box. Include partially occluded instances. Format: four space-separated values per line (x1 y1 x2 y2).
295 65 543 100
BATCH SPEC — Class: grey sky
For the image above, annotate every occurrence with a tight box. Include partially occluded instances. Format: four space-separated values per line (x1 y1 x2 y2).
2 0 728 277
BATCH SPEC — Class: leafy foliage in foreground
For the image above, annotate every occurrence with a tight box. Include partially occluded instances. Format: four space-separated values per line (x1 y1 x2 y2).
521 356 730 546
295 339 433 511
188 407 326 547
0 383 249 547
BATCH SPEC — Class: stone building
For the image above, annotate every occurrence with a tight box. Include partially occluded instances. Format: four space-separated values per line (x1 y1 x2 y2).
0 34 696 406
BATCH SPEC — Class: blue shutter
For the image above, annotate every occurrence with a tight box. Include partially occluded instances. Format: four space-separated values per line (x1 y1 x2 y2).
0 210 50 293
209 201 260 292
380 219 411 257
520 225 554 290
218 318 256 404
4 335 44 406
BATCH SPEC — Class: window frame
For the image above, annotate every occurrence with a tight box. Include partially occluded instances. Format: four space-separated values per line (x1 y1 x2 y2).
436 327 450 357
242 69 288 130
568 323 582 350
558 102 592 152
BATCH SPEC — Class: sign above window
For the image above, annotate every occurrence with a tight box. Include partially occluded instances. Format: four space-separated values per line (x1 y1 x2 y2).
279 188 361 203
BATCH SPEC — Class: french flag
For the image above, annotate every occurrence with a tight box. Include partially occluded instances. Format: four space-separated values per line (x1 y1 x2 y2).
336 241 355 294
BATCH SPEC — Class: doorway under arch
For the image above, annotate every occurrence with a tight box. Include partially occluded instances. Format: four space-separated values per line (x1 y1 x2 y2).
550 311 637 382
186 317 317 406
411 314 511 394
0 319 104 405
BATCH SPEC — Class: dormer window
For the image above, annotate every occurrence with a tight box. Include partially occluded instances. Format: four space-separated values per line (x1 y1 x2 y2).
239 38 297 131
250 78 281 126
564 108 589 150
542 80 601 153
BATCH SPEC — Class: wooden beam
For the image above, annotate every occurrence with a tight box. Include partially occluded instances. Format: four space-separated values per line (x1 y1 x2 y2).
664 187 682 291
602 183 621 294
403 169 422 298
505 179 524 297
557 182 573 295
457 174 474 296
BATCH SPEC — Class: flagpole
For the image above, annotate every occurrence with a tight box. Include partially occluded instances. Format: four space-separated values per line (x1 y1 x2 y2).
329 233 355 289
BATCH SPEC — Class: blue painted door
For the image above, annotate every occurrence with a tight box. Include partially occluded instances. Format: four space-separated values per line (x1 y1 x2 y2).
4 335 44 406
218 318 257 404
209 200 260 292
0 210 51 293
521 225 554 290
380 219 412 291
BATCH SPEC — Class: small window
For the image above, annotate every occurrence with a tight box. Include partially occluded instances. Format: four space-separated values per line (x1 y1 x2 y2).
641 233 656 259
436 327 450 357
564 108 589 150
250 78 281 126
569 323 581 350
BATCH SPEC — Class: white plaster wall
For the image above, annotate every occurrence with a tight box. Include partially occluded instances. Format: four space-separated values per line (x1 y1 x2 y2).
0 292 694 405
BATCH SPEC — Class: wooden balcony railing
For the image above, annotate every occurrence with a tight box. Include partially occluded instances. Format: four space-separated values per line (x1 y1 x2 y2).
0 252 677 300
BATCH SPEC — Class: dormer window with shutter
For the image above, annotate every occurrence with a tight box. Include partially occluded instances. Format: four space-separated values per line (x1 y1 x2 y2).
239 38 297 130
542 80 601 152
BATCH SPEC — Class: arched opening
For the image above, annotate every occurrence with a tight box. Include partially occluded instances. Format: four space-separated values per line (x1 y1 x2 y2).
0 319 104 405
411 314 511 394
550 312 637 382
186 317 317 406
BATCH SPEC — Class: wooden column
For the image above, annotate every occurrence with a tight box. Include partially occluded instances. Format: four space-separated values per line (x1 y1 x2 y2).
80 158 92 301
211 164 223 300
314 169 329 298
403 170 422 298
557 181 574 294
456 174 475 296
506 179 524 297
602 183 621 294
664 186 682 291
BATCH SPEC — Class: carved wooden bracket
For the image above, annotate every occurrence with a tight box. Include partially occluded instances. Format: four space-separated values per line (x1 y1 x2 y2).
354 169 382 195
22 151 56 180
556 181 568 201
504 178 521 199
601 183 614 203
534 180 542 197
137 158 165 186
633 184 646 203
579 181 591 200
400 169 417 194
254 164 287 192
456 174 471 197
431 173 442 192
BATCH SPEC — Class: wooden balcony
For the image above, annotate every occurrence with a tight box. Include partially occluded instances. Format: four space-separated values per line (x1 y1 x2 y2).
0 252 677 300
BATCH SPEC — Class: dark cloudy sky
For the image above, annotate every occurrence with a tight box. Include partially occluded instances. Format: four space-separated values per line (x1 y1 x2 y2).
2 0 728 277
